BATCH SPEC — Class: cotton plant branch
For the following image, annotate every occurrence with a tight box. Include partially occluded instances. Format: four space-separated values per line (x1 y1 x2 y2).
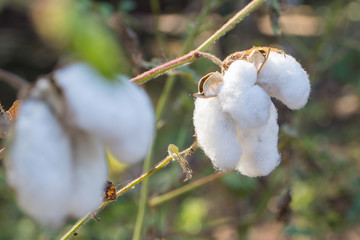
0 69 29 89
148 170 230 207
60 141 198 240
130 0 266 84
0 70 28 140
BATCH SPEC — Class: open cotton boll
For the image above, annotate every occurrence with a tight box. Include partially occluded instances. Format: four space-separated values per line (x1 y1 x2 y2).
236 103 280 177
257 52 310 110
218 60 271 128
67 131 107 218
4 99 72 227
54 63 155 163
194 97 241 171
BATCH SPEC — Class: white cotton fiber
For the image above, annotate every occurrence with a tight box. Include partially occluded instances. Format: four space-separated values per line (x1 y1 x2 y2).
257 52 310 110
54 63 155 163
4 99 72 227
104 79 155 163
236 103 280 177
218 60 271 128
193 97 241 171
67 131 107 218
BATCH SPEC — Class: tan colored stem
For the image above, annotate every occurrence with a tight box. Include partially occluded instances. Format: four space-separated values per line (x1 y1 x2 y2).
130 0 266 84
148 171 230 207
0 69 29 89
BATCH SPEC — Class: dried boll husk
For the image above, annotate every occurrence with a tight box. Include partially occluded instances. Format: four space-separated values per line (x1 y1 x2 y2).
193 71 223 98
54 63 155 163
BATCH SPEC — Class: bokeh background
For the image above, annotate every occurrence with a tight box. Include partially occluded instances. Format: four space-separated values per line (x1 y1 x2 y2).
0 0 360 239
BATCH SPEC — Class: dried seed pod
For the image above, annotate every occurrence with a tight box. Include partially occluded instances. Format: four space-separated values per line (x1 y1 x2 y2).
193 71 223 98
222 47 284 73
247 49 268 72
6 100 22 121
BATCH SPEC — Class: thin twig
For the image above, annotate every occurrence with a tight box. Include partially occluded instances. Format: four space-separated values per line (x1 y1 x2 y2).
60 141 197 240
148 171 230 207
0 69 29 89
195 0 266 52
129 0 266 84
130 51 199 84
197 52 223 68
0 103 6 116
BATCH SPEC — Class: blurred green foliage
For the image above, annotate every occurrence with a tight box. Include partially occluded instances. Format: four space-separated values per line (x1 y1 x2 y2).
32 0 130 78
0 0 360 239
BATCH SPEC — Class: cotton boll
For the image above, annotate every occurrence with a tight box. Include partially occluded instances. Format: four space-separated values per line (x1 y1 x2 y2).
222 60 258 87
4 99 72 227
236 103 280 177
54 63 155 163
218 60 271 128
257 52 310 109
67 131 107 218
104 80 155 163
193 97 241 171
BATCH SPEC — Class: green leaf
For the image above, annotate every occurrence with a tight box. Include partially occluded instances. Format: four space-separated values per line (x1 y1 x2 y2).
32 0 130 79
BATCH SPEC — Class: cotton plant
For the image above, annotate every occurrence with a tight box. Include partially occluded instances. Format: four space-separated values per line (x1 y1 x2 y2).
193 47 311 177
3 63 155 227
0 0 315 237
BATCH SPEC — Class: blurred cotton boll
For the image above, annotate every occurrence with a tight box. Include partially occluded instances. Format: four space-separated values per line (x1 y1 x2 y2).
257 51 311 110
67 131 107 218
54 63 155 163
4 62 155 228
5 99 73 228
